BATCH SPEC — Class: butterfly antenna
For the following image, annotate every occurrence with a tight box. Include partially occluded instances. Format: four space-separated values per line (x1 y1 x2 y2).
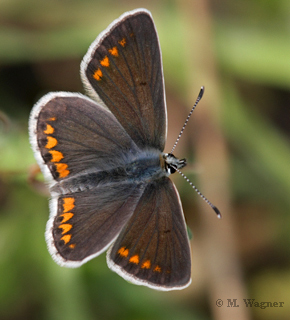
171 86 205 154
175 168 221 218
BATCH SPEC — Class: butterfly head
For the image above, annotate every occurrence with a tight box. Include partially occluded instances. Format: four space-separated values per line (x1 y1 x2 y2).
163 153 186 175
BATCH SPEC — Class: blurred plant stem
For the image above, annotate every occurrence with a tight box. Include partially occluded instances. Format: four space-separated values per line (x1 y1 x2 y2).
178 1 250 319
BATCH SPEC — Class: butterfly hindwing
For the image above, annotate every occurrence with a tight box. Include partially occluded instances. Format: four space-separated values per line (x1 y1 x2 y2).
47 182 144 266
107 177 191 291
81 9 167 151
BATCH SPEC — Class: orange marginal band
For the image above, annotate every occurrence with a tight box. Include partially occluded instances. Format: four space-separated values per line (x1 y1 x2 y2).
49 150 64 162
44 124 54 134
108 47 118 56
63 197 75 213
60 212 74 223
55 163 69 178
45 136 57 149
61 234 71 244
118 247 129 257
58 224 72 234
129 255 139 264
93 68 103 81
141 260 151 269
100 56 110 67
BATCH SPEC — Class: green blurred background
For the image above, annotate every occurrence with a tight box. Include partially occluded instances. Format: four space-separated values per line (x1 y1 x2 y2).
1 0 290 319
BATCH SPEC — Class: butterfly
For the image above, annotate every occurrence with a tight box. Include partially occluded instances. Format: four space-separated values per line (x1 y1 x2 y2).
29 8 220 291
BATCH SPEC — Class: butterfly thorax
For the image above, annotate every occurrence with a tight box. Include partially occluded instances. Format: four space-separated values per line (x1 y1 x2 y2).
50 150 186 195
122 150 185 179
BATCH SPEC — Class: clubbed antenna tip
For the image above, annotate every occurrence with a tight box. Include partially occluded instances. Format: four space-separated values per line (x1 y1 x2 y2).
198 86 204 100
212 205 222 219
175 168 221 218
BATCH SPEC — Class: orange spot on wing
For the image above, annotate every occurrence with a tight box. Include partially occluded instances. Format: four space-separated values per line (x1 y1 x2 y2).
118 247 129 257
49 150 64 162
69 243 76 249
45 136 57 149
61 234 71 244
44 124 54 134
100 56 109 67
118 38 126 47
108 46 118 57
55 163 69 178
93 68 103 81
60 212 74 223
63 198 75 212
129 255 139 264
48 117 56 121
154 265 161 272
141 260 151 269
58 223 72 234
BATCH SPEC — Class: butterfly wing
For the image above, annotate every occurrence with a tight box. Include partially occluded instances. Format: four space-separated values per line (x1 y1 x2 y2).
47 182 144 266
29 92 140 183
107 177 191 291
29 93 145 266
81 9 167 151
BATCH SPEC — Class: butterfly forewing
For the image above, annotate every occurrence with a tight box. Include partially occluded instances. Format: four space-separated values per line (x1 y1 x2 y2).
81 9 167 151
30 92 140 182
107 177 191 290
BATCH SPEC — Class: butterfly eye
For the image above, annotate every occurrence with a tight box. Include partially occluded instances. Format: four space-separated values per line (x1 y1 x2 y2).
166 165 176 175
